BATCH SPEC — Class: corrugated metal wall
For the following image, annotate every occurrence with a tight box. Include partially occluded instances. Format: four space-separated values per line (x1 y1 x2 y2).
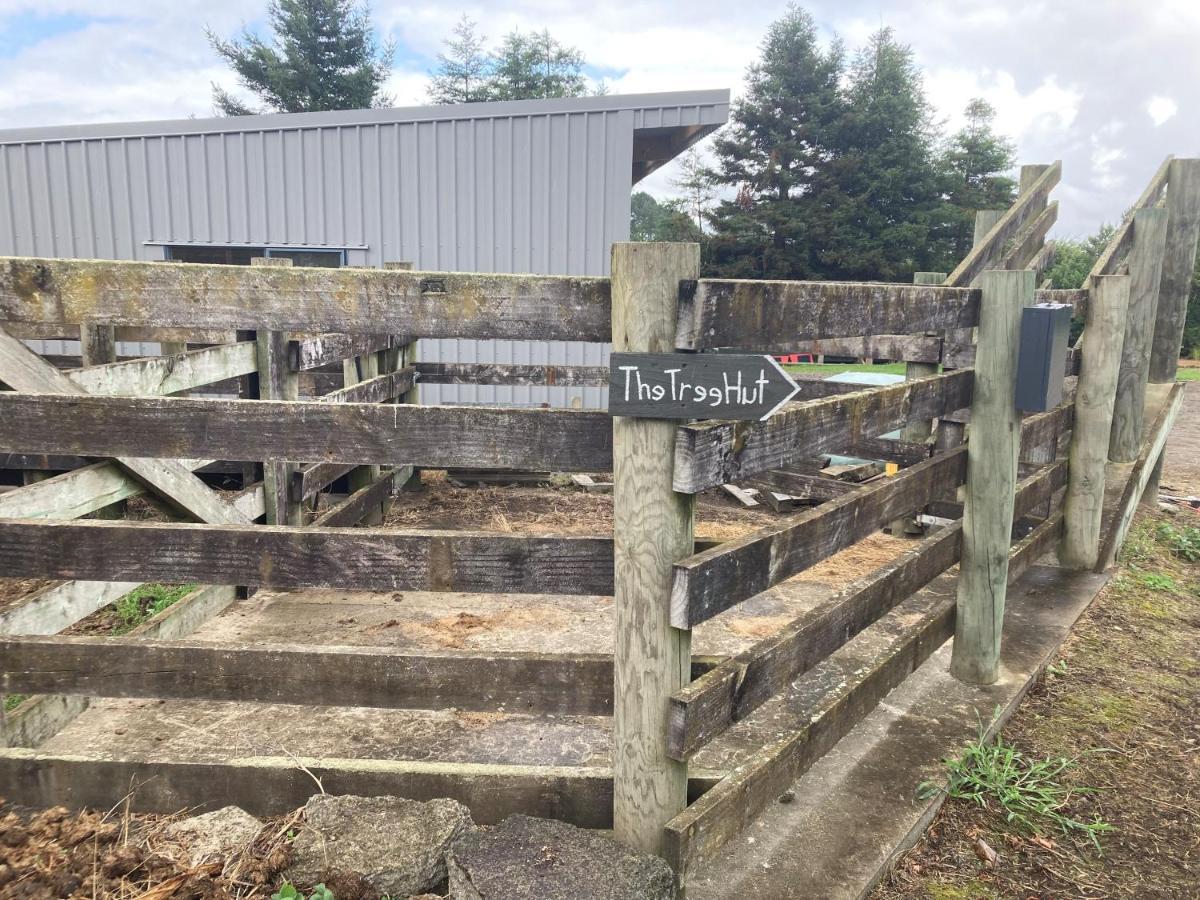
0 92 728 407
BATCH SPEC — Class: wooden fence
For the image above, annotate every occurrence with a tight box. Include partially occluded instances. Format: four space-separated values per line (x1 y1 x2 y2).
0 156 1196 879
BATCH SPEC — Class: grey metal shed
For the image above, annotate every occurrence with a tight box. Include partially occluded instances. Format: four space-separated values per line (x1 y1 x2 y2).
0 90 729 407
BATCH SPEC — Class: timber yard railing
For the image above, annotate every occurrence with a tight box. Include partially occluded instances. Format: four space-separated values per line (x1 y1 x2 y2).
0 156 1195 879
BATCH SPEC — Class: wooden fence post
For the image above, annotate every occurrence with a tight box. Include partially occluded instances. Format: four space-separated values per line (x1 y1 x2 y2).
1061 274 1132 569
612 242 699 857
1109 207 1169 462
1144 159 1200 503
344 349 385 524
935 209 1004 456
251 257 302 526
385 262 419 495
950 269 1032 684
79 323 116 368
1148 159 1200 384
79 321 127 518
889 270 945 537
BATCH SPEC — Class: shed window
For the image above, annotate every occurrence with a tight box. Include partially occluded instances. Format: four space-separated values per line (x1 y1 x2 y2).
166 246 344 267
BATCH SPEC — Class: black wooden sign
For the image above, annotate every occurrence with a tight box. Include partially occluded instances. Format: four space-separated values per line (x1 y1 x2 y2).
609 353 801 421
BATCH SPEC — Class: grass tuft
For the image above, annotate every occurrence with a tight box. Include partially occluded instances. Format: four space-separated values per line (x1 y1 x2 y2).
918 709 1113 850
112 583 196 634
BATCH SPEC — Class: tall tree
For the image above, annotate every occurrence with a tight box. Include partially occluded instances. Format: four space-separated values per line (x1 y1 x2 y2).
1043 225 1116 289
428 15 492 104
937 99 1017 266
488 29 589 100
208 0 393 115
816 27 944 281
705 5 846 279
630 192 702 242
672 147 716 236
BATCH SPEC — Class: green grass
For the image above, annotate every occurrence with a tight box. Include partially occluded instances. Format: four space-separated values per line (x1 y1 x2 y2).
4 694 26 712
1175 367 1200 382
782 361 908 378
919 710 1113 849
112 583 196 634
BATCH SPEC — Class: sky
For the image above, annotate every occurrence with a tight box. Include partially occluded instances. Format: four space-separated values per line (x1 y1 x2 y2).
0 1 1196 236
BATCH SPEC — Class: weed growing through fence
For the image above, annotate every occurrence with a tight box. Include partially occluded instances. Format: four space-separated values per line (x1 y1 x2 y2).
918 709 1113 850
113 583 196 633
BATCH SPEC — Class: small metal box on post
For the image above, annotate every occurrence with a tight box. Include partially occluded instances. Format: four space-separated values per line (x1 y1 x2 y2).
1014 304 1072 414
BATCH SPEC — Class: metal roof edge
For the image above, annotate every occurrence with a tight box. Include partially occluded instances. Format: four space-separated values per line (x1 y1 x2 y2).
0 89 731 145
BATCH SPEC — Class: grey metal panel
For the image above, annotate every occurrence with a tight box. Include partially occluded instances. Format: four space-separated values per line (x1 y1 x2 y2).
0 90 729 144
0 91 728 410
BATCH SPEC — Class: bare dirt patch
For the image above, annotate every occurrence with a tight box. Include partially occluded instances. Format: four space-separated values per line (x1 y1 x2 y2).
396 606 573 649
383 470 785 541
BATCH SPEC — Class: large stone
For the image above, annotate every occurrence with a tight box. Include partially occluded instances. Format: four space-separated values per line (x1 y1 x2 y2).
165 806 263 865
286 794 472 896
447 815 675 899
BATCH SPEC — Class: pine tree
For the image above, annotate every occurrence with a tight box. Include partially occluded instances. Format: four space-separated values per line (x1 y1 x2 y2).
705 5 845 279
428 15 492 104
488 29 589 101
938 99 1017 266
208 0 393 115
817 27 944 281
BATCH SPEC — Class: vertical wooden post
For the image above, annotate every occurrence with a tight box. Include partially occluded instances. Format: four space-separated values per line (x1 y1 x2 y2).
1018 164 1050 200
950 269 1032 685
80 322 117 368
612 242 698 857
889 271 945 537
345 349 385 524
386 262 420 406
1060 274 1132 569
251 257 302 526
1109 207 1169 462
80 321 126 518
1015 169 1056 518
1148 159 1200 383
1144 159 1200 504
934 209 1005 468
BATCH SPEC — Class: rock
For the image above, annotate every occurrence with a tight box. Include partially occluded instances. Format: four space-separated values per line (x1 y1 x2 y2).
447 815 675 899
286 794 472 896
165 806 262 865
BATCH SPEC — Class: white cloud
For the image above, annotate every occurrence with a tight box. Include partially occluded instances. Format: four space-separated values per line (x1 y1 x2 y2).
0 0 1198 235
1147 95 1177 127
925 69 1081 140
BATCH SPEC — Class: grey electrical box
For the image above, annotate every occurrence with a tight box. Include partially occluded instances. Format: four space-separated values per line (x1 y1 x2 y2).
1015 303 1072 413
